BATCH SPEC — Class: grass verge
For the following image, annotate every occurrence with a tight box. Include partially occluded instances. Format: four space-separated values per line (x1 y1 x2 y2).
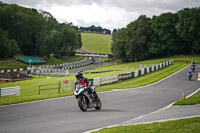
174 91 200 105
92 117 200 133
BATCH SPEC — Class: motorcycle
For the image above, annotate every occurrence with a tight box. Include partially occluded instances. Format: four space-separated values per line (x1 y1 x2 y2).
74 84 102 112
188 72 192 80
191 65 195 72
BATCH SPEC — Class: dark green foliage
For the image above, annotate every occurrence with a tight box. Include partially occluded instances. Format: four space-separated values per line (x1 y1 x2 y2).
176 8 200 55
149 13 182 57
125 15 152 61
112 8 200 62
111 28 128 62
0 29 20 58
0 2 82 59
79 25 111 34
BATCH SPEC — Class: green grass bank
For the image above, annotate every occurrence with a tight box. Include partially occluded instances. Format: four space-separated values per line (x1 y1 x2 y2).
92 117 200 133
81 32 112 54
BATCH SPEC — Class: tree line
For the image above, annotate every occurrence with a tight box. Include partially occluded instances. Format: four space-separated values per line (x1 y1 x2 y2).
0 2 82 59
111 7 200 62
79 25 111 34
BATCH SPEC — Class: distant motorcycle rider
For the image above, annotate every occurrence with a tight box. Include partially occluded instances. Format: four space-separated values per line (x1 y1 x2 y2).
191 59 196 72
187 70 192 80
74 71 96 103
191 61 196 67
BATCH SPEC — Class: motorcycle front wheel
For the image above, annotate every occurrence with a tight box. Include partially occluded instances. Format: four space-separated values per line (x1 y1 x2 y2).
94 95 102 110
78 96 88 112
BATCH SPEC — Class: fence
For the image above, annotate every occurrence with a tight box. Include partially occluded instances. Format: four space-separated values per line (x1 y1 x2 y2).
0 68 26 73
38 83 60 94
59 79 74 92
38 79 74 94
0 86 20 97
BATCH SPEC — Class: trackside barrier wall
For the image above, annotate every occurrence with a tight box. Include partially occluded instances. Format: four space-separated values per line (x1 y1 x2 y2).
131 72 135 78
146 67 150 73
92 76 118 86
0 86 20 97
0 58 91 74
93 78 102 86
141 68 145 75
0 68 26 73
135 70 139 77
118 73 132 80
101 75 118 85
149 67 152 72
89 60 173 86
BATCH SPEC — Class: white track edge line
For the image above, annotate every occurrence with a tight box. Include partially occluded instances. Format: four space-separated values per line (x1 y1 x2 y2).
84 87 200 133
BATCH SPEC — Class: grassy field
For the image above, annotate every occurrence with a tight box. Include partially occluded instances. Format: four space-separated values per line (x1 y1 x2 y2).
0 55 197 106
0 60 28 70
93 117 200 133
81 32 112 54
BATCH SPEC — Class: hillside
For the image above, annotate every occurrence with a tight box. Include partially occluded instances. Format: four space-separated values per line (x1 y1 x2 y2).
81 33 112 54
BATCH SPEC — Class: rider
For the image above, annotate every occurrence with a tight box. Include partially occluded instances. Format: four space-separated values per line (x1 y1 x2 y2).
191 60 196 67
188 70 192 77
75 71 96 103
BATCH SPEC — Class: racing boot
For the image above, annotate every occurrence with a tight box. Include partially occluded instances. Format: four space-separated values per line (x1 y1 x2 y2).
85 91 92 103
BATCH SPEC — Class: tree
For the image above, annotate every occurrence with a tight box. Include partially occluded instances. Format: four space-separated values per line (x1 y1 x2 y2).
111 28 128 62
0 2 82 58
59 24 82 56
111 15 152 62
149 13 182 57
125 15 152 61
0 28 20 59
39 30 61 58
176 8 200 54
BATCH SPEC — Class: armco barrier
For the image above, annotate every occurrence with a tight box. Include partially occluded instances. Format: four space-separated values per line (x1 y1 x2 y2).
0 86 20 97
141 68 145 75
89 60 173 87
149 66 152 72
146 67 150 73
138 70 142 76
131 72 135 78
101 75 118 85
93 78 102 86
118 73 131 80
135 70 139 77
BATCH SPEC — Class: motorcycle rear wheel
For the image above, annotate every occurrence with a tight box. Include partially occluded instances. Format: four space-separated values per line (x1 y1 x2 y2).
78 96 88 112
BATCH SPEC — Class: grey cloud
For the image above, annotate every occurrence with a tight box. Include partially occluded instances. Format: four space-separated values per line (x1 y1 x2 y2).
3 0 200 15
1 0 200 30
103 0 200 11
2 0 100 8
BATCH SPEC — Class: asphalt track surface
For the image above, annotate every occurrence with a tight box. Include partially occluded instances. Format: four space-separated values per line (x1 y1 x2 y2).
0 65 199 133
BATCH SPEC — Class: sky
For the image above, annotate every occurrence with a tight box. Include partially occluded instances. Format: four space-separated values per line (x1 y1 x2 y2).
1 0 200 31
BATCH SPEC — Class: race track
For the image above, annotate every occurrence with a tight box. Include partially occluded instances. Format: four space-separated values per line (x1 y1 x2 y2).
0 65 199 133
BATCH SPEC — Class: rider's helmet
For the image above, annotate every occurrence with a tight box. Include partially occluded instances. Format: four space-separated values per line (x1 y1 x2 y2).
189 70 191 73
76 71 83 80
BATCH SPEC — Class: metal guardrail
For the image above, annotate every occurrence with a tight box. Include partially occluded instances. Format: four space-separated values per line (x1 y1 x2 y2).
89 60 173 86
